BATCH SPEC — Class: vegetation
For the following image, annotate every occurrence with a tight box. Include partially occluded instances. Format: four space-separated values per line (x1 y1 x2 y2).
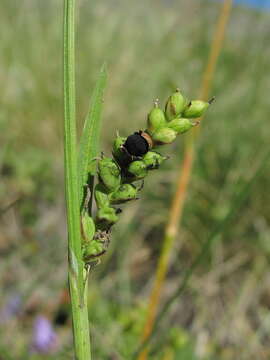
0 0 270 359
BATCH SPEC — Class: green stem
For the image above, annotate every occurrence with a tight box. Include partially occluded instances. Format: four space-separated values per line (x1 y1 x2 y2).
63 0 91 359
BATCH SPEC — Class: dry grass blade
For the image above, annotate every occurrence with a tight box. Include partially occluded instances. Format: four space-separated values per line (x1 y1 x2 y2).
137 1 233 359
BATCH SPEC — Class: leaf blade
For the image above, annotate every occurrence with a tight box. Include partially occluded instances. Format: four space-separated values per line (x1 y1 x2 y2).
78 63 107 206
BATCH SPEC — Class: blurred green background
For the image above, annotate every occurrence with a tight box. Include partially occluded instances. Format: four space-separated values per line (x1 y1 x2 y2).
1 0 270 359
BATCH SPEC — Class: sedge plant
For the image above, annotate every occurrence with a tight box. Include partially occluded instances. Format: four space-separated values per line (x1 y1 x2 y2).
63 0 212 358
63 0 106 358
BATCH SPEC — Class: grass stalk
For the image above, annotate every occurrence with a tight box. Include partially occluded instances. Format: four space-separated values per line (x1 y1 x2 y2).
137 1 233 359
63 0 91 358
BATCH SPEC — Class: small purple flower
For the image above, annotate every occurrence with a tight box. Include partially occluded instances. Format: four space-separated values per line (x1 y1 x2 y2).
31 315 58 354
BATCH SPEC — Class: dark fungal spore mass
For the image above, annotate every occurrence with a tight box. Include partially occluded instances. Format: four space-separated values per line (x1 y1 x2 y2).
123 132 149 157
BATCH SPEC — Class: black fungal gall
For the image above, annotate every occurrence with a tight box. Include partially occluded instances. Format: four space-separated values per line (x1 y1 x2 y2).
122 131 153 158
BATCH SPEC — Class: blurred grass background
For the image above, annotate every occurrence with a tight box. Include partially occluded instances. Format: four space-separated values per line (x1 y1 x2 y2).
0 0 270 359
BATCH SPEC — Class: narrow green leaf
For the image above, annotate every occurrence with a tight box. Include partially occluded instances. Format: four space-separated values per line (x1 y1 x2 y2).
78 63 107 206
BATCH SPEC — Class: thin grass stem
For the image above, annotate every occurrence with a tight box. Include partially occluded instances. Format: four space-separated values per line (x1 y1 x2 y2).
63 0 91 358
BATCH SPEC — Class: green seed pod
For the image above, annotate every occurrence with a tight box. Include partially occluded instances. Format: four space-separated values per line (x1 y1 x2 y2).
81 211 96 243
147 100 167 135
182 100 209 118
109 184 138 204
167 118 194 134
94 183 110 208
127 161 148 179
83 240 104 260
152 127 177 145
98 157 121 191
96 206 119 225
112 135 126 160
165 89 186 121
142 151 167 170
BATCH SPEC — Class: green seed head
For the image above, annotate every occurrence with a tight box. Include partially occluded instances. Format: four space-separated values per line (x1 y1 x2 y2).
94 183 110 208
183 100 209 118
152 127 177 145
167 118 194 134
142 151 167 169
147 100 167 135
165 89 186 121
96 206 119 224
128 161 148 179
109 184 138 204
98 157 121 192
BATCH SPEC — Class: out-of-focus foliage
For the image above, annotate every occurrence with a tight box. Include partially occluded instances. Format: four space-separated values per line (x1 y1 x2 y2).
0 0 270 359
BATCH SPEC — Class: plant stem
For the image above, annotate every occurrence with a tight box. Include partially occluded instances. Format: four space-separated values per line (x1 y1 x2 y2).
137 1 233 359
63 0 91 359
